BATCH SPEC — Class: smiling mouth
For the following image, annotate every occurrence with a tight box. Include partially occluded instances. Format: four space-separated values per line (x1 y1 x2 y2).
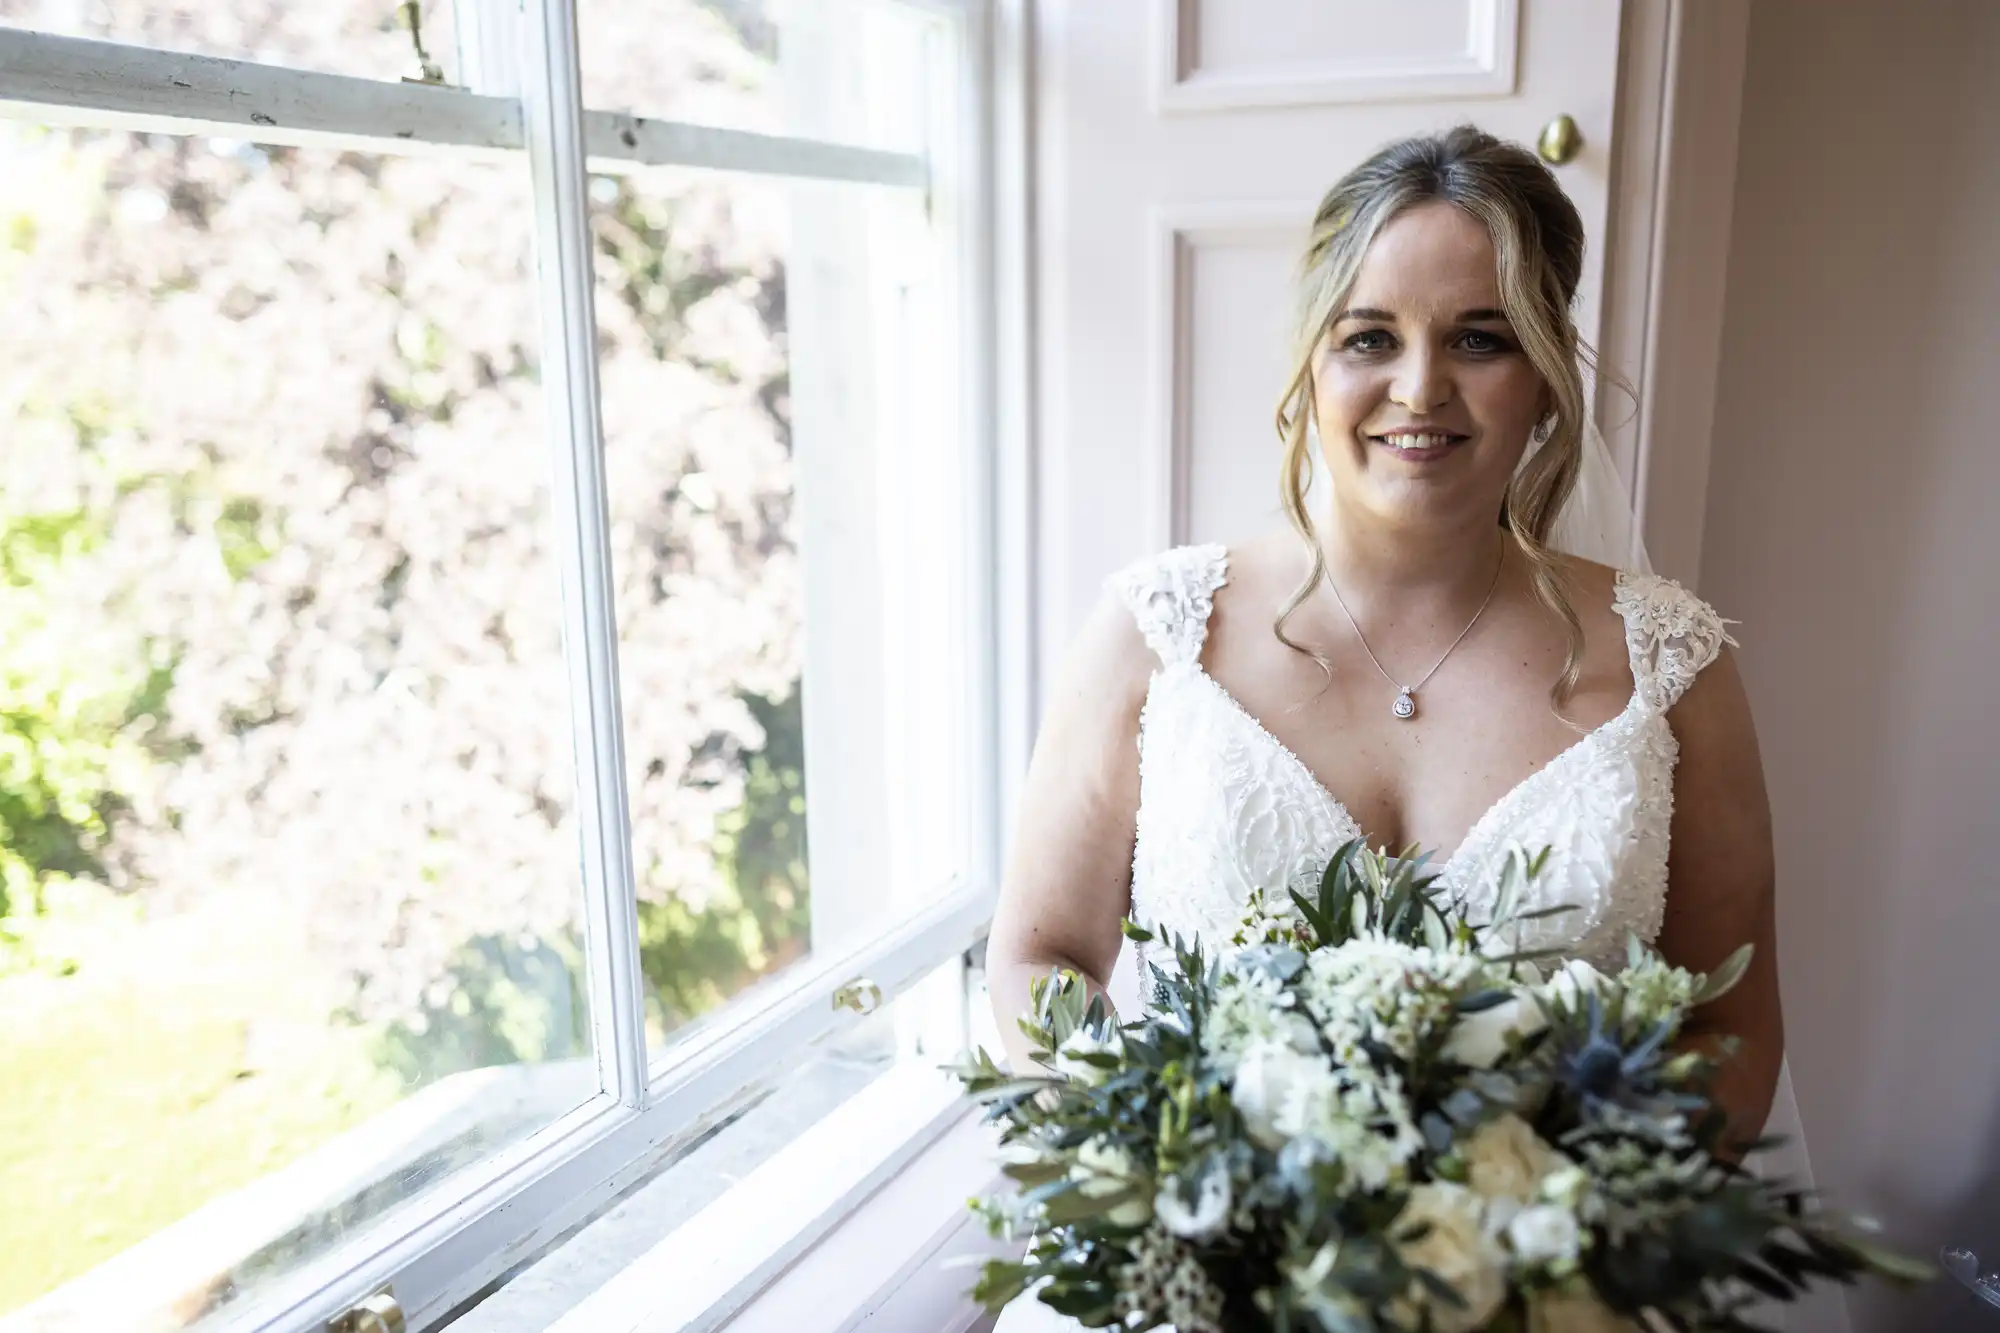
1369 430 1469 461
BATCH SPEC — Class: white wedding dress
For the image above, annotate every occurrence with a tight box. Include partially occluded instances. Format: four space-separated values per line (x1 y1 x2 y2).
992 543 1735 1333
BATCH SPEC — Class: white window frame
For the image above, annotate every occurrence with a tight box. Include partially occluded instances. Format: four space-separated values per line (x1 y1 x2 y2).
0 0 1024 1327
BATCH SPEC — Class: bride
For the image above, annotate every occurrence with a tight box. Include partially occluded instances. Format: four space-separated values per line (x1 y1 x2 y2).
984 127 1784 1331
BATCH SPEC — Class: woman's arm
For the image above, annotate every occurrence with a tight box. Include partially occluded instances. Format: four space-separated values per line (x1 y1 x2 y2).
985 590 1157 1072
1657 646 1784 1151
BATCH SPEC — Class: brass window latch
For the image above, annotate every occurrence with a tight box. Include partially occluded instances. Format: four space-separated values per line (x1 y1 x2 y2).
832 976 882 1014
329 1290 405 1333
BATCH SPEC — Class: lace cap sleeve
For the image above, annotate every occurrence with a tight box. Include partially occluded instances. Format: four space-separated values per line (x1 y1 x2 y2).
1107 544 1230 667
1613 572 1738 712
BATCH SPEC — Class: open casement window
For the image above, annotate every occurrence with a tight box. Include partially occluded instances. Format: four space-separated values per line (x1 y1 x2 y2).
0 0 1006 1328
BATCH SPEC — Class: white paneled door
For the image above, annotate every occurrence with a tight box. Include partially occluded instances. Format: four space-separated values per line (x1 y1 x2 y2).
1035 0 1624 664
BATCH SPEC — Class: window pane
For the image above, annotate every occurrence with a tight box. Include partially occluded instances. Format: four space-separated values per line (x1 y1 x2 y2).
0 0 461 84
579 0 933 153
589 166 974 1062
0 125 592 1329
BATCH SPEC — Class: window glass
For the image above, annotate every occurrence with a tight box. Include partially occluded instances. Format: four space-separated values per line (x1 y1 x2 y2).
579 0 932 154
0 125 592 1328
589 165 975 1060
0 0 462 85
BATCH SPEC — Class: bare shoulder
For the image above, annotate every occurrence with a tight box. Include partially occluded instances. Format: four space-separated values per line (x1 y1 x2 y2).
1220 527 1305 590
1051 579 1160 720
1551 552 1624 621
1552 551 1619 595
1206 527 1307 633
1531 552 1630 692
1669 635 1756 743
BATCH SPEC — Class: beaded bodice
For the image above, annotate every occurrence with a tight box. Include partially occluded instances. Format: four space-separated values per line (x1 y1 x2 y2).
1109 544 1733 977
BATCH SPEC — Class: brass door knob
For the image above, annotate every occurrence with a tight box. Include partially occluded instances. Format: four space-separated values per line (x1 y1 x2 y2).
1536 114 1583 166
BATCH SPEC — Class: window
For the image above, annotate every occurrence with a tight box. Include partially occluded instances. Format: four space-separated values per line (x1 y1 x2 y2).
0 1 1009 1329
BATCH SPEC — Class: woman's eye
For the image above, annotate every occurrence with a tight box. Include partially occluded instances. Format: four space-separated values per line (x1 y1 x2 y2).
1458 330 1511 353
1342 329 1394 353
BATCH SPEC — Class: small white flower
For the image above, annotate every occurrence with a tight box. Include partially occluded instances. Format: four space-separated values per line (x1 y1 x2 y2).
1071 1136 1152 1227
1507 1203 1584 1266
1539 1163 1595 1213
1204 968 1316 1066
1155 1168 1232 1242
1297 934 1479 1064
1392 1183 1508 1333
1544 959 1609 1013
1618 954 1699 1030
1053 1027 1119 1085
1074 1137 1132 1178
1443 989 1547 1068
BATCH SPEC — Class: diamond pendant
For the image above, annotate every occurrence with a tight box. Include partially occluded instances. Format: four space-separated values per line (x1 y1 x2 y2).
1392 688 1417 720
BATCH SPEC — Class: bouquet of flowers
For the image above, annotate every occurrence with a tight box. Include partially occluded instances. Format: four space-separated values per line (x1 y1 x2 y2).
954 843 1928 1331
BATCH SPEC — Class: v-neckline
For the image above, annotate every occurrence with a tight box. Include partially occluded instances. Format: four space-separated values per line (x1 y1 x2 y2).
1179 638 1646 872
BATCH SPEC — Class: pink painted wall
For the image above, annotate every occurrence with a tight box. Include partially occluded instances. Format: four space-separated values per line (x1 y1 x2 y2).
1698 2 2000 1327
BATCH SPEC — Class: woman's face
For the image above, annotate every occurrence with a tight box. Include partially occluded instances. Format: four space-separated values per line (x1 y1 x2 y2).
1310 201 1548 530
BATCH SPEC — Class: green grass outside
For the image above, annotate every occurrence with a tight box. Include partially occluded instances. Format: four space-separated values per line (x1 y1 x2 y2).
0 896 399 1312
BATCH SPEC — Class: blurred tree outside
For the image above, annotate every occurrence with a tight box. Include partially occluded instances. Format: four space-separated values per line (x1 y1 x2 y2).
0 0 827 1311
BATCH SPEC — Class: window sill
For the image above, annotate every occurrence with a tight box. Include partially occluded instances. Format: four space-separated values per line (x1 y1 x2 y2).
454 1062 1007 1333
723 1112 1010 1333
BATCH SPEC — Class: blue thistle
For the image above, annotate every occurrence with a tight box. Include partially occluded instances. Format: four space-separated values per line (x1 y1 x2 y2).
1553 992 1680 1118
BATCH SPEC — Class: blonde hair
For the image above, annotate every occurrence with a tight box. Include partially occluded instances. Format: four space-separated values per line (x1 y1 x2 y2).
1274 125 1593 703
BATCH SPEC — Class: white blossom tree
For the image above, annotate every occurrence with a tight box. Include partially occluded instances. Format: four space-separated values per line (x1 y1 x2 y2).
0 0 812 1071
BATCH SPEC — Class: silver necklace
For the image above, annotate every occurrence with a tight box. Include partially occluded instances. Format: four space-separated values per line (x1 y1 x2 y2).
1323 545 1505 721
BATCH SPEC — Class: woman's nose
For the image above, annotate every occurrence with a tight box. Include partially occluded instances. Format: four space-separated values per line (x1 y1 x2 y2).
1390 349 1451 414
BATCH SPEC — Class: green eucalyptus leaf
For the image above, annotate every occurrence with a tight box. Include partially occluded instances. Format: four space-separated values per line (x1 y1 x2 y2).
1422 905 1450 951
1002 1159 1069 1186
1038 1282 1119 1318
1040 1183 1139 1225
1694 943 1755 1005
970 1260 1032 1308
1848 1237 1938 1283
1509 903 1581 924
967 1076 1062 1104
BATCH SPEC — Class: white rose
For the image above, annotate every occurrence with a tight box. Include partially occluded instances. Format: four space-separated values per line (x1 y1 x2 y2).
1443 990 1547 1068
1070 1136 1152 1227
1053 1028 1118 1085
1461 1115 1569 1227
1506 1203 1583 1266
1527 1288 1642 1333
1544 959 1609 1013
1392 1183 1507 1333
1231 1039 1332 1150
